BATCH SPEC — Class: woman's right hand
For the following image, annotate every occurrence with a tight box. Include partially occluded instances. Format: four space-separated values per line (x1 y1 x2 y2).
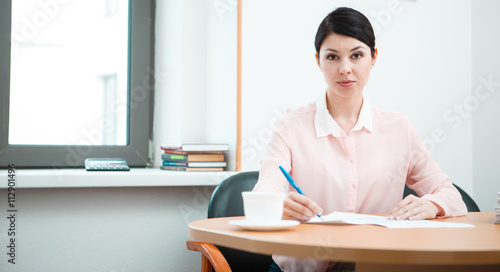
282 192 323 222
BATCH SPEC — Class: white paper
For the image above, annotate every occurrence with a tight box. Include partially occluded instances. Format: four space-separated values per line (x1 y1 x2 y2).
307 212 475 228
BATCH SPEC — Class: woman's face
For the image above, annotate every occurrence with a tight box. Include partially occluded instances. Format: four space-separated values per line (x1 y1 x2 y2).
316 32 377 100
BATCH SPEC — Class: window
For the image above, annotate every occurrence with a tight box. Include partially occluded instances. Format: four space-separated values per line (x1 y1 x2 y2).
0 0 155 168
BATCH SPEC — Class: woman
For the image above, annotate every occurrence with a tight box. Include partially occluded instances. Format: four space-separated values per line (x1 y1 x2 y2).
253 7 467 272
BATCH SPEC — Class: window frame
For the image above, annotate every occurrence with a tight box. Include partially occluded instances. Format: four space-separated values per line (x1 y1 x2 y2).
0 0 155 169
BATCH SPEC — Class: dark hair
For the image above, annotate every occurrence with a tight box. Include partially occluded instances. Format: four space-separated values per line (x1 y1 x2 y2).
315 7 376 58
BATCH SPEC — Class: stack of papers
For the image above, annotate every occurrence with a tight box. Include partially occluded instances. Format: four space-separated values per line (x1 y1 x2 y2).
308 212 475 228
495 192 500 224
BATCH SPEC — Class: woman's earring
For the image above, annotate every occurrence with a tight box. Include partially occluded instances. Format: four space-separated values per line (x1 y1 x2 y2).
371 64 374 69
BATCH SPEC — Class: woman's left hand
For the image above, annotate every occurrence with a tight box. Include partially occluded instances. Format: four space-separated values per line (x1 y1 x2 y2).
388 195 444 220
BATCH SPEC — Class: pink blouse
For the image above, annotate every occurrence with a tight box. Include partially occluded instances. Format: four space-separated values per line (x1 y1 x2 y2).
253 93 467 271
254 93 467 217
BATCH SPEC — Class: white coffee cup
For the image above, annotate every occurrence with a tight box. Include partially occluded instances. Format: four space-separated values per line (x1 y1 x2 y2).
241 191 285 223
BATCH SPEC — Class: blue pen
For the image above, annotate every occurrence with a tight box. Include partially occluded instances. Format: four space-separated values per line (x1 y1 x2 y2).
279 165 323 220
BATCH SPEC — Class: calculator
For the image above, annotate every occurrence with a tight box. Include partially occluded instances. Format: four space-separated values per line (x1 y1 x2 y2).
85 158 130 171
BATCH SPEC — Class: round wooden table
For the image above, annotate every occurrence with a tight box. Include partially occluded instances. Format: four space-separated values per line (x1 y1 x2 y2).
188 212 500 272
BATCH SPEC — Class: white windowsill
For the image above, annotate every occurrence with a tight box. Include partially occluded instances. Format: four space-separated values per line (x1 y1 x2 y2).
0 168 238 189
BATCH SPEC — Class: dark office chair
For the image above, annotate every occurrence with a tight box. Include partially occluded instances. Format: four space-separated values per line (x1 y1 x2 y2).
403 183 480 212
186 171 273 272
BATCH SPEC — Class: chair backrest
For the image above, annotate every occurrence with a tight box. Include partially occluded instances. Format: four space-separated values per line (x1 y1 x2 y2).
208 171 260 218
403 183 480 212
208 171 273 272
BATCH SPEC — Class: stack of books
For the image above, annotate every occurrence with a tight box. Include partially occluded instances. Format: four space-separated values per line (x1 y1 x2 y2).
160 143 229 172
495 192 500 224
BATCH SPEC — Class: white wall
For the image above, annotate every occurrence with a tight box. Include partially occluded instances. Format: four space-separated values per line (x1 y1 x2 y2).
240 0 495 209
471 0 500 212
0 186 214 272
153 0 238 170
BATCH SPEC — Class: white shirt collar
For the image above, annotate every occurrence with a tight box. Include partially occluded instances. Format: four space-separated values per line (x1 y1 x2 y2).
314 92 373 138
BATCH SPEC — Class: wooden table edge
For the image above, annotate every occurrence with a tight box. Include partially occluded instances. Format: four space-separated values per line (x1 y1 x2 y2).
188 213 500 266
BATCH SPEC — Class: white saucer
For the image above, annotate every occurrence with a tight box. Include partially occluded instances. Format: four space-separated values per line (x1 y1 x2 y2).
228 220 300 231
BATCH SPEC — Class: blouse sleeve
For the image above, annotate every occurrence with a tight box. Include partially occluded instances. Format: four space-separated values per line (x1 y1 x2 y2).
252 114 292 193
405 118 467 217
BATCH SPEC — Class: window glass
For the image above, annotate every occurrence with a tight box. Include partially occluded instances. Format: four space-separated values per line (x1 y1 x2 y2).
9 0 128 145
